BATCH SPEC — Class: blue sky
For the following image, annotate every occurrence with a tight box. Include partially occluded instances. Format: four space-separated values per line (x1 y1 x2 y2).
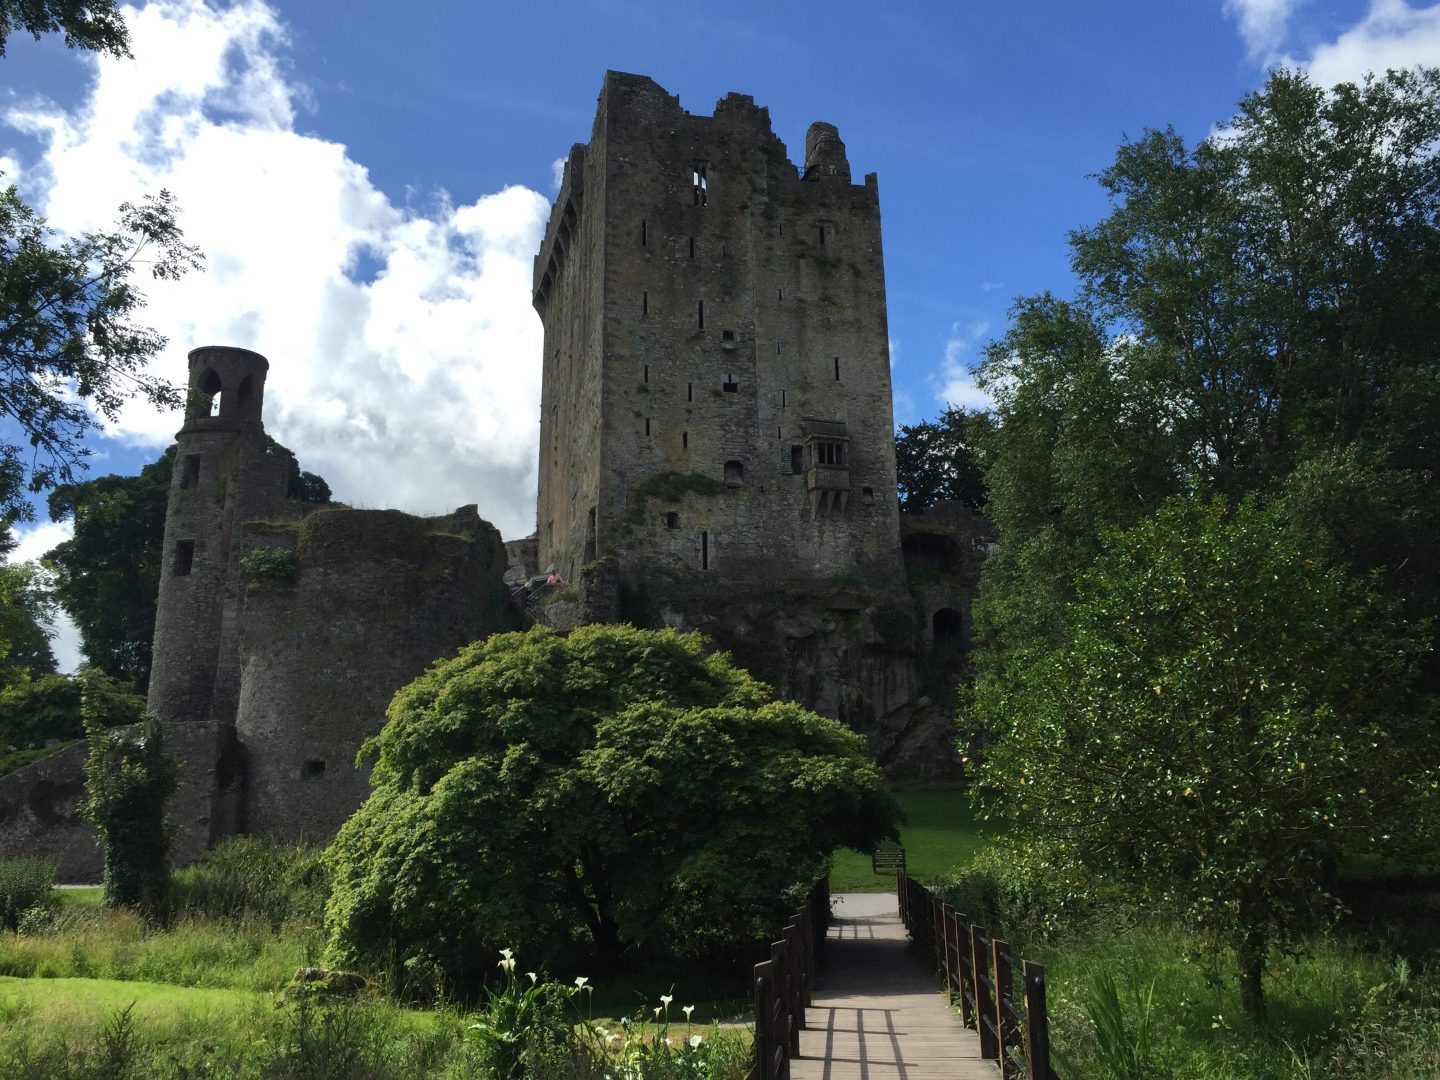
3 0 1439 666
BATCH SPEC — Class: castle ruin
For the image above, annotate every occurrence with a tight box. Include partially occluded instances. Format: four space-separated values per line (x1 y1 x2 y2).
0 73 987 878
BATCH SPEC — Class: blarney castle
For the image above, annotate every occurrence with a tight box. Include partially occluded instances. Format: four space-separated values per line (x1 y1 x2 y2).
0 73 989 878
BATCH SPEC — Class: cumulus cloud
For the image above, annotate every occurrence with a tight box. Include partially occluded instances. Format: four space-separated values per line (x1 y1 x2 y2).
1285 0 1440 86
934 320 994 412
4 0 550 539
5 521 83 673
1225 0 1304 62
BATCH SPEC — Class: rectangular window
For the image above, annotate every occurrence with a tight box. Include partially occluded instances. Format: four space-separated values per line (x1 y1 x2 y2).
689 236 695 258
819 223 828 246
776 342 783 355
683 431 689 449
643 364 649 384
665 511 679 529
781 390 787 407
862 486 875 504
300 759 326 781
692 165 708 206
181 454 201 489
701 530 709 570
697 300 704 329
790 445 803 473
777 288 783 301
641 219 648 247
834 356 841 381
721 329 735 342
644 418 651 436
174 539 195 576
687 383 693 402
723 377 738 393
642 291 648 315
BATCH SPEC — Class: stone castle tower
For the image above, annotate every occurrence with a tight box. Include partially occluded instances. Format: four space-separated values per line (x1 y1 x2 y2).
534 72 904 601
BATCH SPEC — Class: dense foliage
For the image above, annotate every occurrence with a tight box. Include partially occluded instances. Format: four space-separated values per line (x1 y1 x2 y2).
170 836 329 930
0 667 143 750
893 405 988 512
0 558 56 683
0 0 130 58
80 712 176 914
0 856 55 931
326 624 900 992
964 69 1440 1020
970 496 1437 1017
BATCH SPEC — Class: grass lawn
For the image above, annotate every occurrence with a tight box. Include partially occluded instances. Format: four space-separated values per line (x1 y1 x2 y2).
829 785 999 892
0 973 267 1026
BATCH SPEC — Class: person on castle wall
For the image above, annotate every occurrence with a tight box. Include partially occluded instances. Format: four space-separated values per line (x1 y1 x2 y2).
545 567 565 586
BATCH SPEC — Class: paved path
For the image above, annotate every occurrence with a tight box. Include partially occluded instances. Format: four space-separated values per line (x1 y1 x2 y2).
791 892 994 1080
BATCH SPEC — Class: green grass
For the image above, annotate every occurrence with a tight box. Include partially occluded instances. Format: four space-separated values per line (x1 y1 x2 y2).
829 785 998 891
55 886 103 908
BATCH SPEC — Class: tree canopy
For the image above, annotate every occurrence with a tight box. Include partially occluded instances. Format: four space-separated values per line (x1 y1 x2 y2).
894 406 987 513
969 496 1437 1019
325 624 901 993
0 0 129 58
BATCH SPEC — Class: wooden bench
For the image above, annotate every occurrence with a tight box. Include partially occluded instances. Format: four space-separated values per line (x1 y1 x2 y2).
872 846 906 874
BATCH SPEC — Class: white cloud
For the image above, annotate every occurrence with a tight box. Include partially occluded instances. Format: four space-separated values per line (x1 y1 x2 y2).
5 521 83 674
551 156 566 191
1225 0 1304 62
935 320 994 412
5 0 550 539
1284 0 1440 86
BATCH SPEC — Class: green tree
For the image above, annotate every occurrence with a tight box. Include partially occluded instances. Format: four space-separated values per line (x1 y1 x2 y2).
975 68 1440 665
0 667 143 750
326 624 900 992
969 496 1436 1021
0 0 129 57
0 0 202 522
894 406 988 512
46 439 327 691
0 558 56 683
80 692 175 914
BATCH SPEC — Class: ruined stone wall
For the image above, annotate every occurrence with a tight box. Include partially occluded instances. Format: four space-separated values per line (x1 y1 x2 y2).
0 743 99 882
232 505 517 843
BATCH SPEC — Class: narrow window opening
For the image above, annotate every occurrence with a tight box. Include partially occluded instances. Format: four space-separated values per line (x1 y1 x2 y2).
819 223 828 246
689 236 695 258
777 287 784 301
687 383 693 402
790 445 803 473
701 530 709 570
664 511 679 529
300 759 326 782
834 356 841 381
642 291 648 316
643 364 649 384
777 426 782 440
683 431 689 449
723 376 738 393
181 454 201 489
721 329 735 342
724 460 744 485
862 486 875 504
641 219 648 247
776 342 783 355
781 390 787 407
692 165 708 206
779 223 784 237
174 540 195 577
644 418 651 436
697 301 704 329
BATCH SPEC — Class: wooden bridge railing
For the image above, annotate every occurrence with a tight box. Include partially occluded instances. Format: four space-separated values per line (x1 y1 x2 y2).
899 870 1058 1080
752 876 829 1080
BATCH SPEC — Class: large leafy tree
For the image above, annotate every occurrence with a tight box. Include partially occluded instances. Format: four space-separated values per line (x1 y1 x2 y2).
971 496 1436 1021
326 624 901 992
0 0 201 522
46 439 328 691
975 67 1440 662
894 405 988 512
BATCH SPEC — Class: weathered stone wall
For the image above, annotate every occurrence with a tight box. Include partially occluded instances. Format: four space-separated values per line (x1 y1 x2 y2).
0 743 100 882
232 505 517 843
535 72 903 596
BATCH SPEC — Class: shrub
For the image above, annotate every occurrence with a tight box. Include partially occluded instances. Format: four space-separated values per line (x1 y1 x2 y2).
172 837 328 930
239 545 294 581
0 858 56 931
326 624 900 994
935 840 1105 942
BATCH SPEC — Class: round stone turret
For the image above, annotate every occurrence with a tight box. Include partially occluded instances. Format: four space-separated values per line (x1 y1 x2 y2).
804 122 851 181
184 345 269 426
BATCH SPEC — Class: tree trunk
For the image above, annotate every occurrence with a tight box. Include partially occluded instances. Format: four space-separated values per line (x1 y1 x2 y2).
1237 927 1267 1023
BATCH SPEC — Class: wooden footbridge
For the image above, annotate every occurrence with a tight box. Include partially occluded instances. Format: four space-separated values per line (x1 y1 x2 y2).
752 877 1055 1079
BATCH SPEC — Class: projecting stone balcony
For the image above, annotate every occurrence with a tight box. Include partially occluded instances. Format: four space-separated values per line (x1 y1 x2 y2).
806 465 850 492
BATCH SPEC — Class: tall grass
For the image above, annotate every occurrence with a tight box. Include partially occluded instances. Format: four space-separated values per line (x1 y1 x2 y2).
0 858 56 931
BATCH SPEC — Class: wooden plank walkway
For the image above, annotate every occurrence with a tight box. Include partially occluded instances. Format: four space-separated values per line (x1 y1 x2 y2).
791 892 994 1080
